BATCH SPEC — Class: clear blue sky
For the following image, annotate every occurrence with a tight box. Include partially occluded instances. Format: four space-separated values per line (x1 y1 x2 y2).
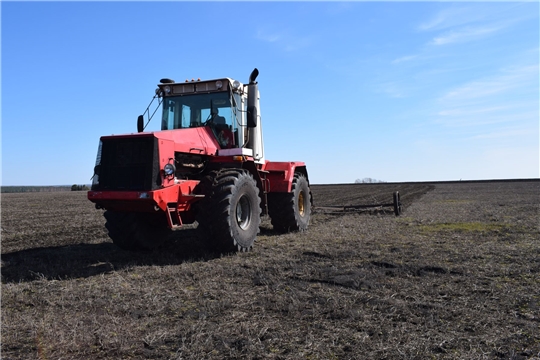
2 1 538 185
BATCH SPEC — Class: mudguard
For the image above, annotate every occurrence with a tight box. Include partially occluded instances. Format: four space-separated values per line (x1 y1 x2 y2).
263 161 309 193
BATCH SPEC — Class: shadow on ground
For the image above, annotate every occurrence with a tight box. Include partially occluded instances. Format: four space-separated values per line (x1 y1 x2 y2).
0 230 225 283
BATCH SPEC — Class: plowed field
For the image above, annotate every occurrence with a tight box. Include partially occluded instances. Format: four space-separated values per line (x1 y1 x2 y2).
2 180 539 359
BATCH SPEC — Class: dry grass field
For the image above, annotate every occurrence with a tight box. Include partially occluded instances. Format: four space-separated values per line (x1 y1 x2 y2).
1 180 539 359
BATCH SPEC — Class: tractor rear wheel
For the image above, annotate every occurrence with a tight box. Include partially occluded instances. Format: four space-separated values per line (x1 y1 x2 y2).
268 173 312 233
104 211 171 251
197 169 261 252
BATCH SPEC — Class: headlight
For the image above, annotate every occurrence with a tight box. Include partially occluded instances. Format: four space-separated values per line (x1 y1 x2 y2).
164 85 171 94
216 80 223 89
232 80 241 90
164 163 176 176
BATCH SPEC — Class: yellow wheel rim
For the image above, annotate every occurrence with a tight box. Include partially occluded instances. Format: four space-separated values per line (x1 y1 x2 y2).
298 192 305 217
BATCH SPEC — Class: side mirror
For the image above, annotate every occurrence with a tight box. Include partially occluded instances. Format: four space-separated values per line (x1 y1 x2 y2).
137 115 144 133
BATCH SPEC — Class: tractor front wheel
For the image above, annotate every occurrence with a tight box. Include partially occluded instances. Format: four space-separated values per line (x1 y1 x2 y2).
268 173 312 233
104 211 171 251
197 169 261 252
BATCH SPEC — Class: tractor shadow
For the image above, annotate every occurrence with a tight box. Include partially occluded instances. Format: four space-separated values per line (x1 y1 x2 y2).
0 229 225 283
2 220 308 284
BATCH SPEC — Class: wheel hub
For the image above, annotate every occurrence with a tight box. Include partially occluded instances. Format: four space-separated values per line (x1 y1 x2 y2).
298 192 305 217
236 195 251 230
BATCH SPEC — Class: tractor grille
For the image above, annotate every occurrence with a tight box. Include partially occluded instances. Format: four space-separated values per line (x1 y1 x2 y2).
97 137 160 191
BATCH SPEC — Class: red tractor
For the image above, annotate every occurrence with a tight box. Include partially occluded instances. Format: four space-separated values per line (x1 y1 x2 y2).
88 69 312 252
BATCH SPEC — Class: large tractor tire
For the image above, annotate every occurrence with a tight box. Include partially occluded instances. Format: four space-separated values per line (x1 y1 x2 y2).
104 211 171 251
268 172 312 233
196 169 261 252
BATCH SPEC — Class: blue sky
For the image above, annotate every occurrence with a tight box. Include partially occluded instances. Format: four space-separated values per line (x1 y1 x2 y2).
1 1 538 185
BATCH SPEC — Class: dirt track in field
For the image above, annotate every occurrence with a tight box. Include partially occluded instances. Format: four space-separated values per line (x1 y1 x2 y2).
1 180 539 359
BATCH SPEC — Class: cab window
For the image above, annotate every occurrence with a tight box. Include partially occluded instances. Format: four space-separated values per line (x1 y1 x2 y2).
161 92 234 131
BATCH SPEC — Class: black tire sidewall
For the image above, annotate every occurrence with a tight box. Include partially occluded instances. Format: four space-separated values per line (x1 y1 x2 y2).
104 210 170 251
229 174 260 249
197 169 261 252
293 175 311 230
267 173 312 233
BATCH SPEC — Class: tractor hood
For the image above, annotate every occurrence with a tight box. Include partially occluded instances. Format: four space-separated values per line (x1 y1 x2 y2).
99 126 221 157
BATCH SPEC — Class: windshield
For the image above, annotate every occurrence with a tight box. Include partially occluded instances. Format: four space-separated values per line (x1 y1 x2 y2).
161 92 235 131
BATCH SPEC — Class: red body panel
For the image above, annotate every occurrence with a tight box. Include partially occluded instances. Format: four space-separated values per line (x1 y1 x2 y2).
88 179 201 223
100 127 220 155
263 161 307 193
154 127 220 156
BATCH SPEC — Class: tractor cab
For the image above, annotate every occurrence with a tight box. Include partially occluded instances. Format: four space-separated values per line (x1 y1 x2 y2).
160 85 239 149
141 74 265 164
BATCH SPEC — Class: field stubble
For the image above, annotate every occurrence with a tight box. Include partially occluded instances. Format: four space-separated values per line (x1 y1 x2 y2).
1 181 539 359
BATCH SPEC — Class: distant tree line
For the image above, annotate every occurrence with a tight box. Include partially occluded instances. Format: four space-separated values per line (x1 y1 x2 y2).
71 184 90 191
355 178 386 184
1 186 72 193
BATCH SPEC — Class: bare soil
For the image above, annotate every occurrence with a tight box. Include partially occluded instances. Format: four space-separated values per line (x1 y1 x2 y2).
2 180 539 359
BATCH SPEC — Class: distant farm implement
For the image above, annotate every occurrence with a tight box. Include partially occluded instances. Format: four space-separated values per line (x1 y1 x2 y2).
315 191 403 216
